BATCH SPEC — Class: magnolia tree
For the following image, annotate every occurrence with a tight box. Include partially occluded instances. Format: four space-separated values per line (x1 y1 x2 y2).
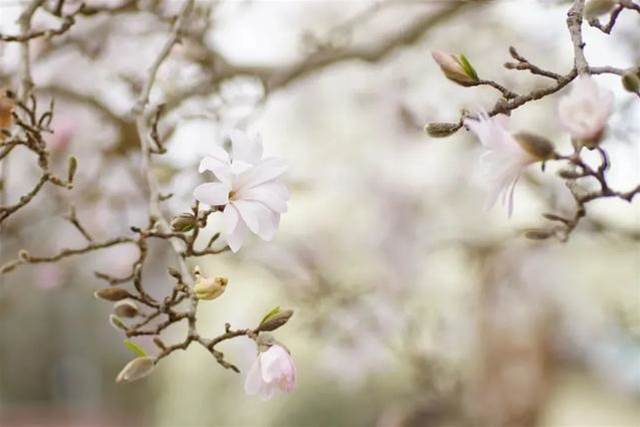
0 0 638 419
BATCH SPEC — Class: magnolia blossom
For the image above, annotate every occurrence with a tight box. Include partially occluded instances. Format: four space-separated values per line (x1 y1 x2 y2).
244 344 296 400
558 75 613 143
193 130 289 252
464 112 544 216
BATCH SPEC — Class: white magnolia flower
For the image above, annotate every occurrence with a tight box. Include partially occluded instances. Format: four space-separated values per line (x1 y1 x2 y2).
193 130 289 252
244 344 296 400
464 112 552 216
558 75 613 144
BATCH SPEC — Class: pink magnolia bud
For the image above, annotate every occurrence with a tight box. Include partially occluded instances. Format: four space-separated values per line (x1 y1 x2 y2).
244 344 296 400
431 51 478 87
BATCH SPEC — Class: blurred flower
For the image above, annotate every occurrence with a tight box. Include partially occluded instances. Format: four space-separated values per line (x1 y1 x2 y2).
244 344 296 400
431 50 478 87
46 118 76 151
558 75 613 146
464 112 550 216
194 130 289 252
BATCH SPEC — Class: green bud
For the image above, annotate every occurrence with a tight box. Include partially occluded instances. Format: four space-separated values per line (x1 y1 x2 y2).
621 71 640 93
424 122 460 138
109 314 128 331
170 213 197 232
258 308 294 332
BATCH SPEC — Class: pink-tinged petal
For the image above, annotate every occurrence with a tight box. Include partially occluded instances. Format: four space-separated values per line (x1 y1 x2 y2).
230 129 263 165
238 182 289 213
237 158 288 191
260 345 296 393
193 182 230 206
244 356 264 396
222 204 239 235
230 200 262 234
225 216 247 253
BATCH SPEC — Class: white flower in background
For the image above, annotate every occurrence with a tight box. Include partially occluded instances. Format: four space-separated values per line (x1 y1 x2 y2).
464 112 553 216
193 130 289 252
558 75 613 145
244 344 296 400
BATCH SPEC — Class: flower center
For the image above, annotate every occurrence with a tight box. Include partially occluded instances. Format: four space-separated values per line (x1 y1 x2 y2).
229 190 237 200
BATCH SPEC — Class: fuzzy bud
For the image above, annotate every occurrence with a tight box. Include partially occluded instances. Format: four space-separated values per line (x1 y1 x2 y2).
170 213 197 232
258 309 294 332
431 51 479 87
113 300 139 318
115 356 155 383
585 0 616 20
524 229 553 240
67 156 78 185
94 287 130 301
514 132 554 161
193 275 228 300
424 122 460 138
621 71 640 93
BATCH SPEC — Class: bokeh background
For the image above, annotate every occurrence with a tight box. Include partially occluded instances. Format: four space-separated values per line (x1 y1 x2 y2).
0 0 639 426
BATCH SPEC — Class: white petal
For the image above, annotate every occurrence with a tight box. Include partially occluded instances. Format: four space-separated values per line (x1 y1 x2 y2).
199 156 232 184
230 129 263 165
222 204 239 235
225 216 247 253
198 146 229 173
256 209 280 241
244 356 264 396
231 200 262 234
238 182 289 213
237 158 288 191
193 182 230 206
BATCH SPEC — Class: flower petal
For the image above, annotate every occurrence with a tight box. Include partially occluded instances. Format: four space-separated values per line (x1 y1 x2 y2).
225 215 247 253
230 200 262 234
244 356 264 396
238 182 289 213
256 209 280 241
237 158 288 191
222 204 239 235
193 182 230 206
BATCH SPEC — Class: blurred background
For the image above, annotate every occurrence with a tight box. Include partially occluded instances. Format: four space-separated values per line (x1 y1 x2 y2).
0 0 639 426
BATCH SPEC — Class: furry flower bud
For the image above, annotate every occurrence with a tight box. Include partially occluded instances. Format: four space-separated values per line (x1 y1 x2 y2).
622 71 640 93
94 287 130 301
170 213 197 232
0 89 15 135
114 300 139 318
431 51 479 87
585 0 616 20
258 308 294 332
425 122 460 138
115 357 155 383
514 132 554 161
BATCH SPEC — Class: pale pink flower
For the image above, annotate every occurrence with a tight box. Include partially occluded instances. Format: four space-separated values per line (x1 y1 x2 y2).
46 119 76 151
464 112 538 216
244 344 296 400
558 75 613 143
193 130 289 252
